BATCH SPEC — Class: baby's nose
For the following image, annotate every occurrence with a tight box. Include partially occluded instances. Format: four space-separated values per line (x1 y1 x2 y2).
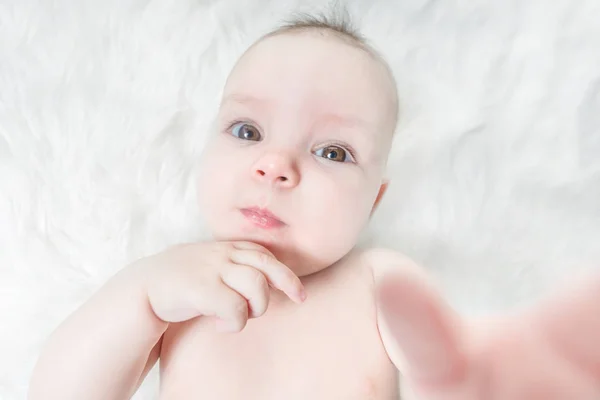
252 153 299 188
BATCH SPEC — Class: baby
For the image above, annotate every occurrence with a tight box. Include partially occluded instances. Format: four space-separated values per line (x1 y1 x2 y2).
28 13 600 400
29 14 403 400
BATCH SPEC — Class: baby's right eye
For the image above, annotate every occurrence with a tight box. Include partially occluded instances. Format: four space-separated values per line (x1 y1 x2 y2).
230 122 262 141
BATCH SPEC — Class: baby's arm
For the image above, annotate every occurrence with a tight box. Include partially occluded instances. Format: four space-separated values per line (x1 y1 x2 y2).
363 248 464 382
28 263 167 400
29 241 304 400
369 247 600 399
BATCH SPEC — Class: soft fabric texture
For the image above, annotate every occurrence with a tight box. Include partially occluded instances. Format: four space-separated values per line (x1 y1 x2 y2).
1 0 599 398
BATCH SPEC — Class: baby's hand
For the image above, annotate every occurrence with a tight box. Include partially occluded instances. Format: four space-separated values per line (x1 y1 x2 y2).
374 256 600 400
138 241 305 332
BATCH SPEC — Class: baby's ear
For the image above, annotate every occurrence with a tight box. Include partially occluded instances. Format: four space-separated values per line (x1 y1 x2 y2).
371 180 389 215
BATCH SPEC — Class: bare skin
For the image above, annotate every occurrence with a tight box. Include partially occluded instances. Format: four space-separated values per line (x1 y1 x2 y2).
158 247 398 400
29 30 400 400
374 252 600 400
28 241 401 400
28 29 600 400
28 239 600 400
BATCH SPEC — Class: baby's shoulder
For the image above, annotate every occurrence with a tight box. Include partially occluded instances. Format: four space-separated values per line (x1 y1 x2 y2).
312 246 415 299
304 246 420 312
341 246 420 279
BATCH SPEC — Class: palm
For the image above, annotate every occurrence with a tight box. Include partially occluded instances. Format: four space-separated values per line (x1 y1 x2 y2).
376 273 600 400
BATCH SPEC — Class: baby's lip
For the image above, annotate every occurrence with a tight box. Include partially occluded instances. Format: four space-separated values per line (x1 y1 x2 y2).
240 207 285 229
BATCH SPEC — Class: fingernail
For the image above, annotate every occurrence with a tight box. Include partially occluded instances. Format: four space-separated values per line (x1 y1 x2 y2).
298 288 307 303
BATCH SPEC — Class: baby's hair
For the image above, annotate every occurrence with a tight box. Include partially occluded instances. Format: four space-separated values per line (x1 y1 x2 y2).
262 8 376 61
278 11 361 37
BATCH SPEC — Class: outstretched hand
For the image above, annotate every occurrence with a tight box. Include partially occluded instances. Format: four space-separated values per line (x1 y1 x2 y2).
373 254 600 400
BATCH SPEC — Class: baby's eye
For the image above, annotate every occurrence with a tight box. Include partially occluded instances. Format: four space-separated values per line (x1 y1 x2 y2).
230 122 262 141
314 145 355 163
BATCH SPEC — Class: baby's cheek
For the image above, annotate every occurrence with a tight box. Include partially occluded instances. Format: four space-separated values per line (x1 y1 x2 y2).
196 167 234 226
304 200 367 259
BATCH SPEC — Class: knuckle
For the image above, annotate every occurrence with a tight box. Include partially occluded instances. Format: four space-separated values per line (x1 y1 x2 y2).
218 241 234 254
219 265 235 281
256 252 271 267
230 296 248 318
231 240 253 251
254 244 274 256
255 288 269 310
251 270 268 290
239 240 260 249
252 305 267 319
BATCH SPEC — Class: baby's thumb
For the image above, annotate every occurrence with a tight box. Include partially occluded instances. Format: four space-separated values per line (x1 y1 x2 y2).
376 272 468 388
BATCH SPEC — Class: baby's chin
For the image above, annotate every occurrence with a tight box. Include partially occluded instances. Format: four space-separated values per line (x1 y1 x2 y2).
271 245 328 278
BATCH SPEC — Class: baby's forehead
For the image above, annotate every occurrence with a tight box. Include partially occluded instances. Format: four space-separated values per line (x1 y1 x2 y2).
229 31 386 84
222 32 398 134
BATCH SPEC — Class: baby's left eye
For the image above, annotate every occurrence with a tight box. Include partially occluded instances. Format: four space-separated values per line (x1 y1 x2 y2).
314 145 355 163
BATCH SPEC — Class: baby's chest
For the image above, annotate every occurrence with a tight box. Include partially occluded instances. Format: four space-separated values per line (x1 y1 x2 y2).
159 280 398 399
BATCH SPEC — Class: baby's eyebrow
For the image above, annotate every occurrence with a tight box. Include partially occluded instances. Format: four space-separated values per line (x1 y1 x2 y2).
221 93 370 130
220 93 269 110
220 93 375 152
316 113 370 131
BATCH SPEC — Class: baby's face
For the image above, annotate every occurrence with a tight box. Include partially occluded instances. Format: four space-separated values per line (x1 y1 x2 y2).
197 32 396 276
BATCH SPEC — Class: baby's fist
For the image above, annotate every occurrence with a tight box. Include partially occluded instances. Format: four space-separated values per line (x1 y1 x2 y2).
137 241 305 332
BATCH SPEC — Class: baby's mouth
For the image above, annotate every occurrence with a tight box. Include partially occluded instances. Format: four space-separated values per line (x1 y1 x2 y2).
240 207 285 229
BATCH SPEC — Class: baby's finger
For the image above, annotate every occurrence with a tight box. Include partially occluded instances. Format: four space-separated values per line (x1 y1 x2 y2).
231 241 274 256
189 283 249 333
229 249 305 304
221 264 270 318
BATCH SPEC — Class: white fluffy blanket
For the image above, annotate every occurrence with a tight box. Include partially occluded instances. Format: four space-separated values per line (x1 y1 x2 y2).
1 0 599 398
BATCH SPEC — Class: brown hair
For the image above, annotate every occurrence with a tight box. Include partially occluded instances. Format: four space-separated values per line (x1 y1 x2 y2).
263 8 379 62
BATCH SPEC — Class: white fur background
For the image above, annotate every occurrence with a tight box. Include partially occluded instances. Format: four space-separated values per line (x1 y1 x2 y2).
1 0 600 398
